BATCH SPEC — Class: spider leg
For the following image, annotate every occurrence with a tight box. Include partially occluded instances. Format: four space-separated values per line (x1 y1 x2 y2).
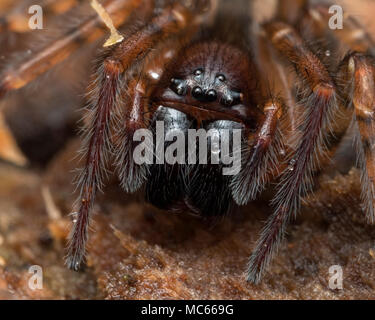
67 0 209 270
0 0 145 99
66 57 124 270
299 3 375 222
247 21 341 283
107 1 209 71
253 24 299 136
232 15 305 204
231 99 283 205
245 3 375 283
114 77 150 193
339 53 375 224
114 37 191 192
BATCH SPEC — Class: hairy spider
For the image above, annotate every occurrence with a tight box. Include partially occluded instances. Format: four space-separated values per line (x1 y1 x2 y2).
0 0 375 284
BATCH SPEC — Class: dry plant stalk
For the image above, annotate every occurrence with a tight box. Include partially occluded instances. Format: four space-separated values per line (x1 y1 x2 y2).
90 0 124 47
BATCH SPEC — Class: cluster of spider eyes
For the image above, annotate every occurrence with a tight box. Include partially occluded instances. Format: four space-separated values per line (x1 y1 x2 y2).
170 68 242 106
192 68 225 102
193 68 226 82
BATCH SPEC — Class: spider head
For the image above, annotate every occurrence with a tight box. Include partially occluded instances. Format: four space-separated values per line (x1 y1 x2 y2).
154 42 262 129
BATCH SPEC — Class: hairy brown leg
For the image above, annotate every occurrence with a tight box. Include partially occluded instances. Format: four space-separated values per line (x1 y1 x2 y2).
114 77 150 193
338 53 375 224
300 4 375 221
247 21 340 283
66 0 209 270
232 19 303 204
0 0 145 99
252 19 306 159
114 35 194 192
231 99 284 204
66 57 124 270
108 2 209 71
292 3 357 160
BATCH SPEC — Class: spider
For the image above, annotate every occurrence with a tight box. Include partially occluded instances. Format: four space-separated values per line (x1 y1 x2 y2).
0 0 374 284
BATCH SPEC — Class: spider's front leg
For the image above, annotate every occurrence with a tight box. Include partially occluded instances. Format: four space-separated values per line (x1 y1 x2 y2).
66 56 124 270
231 99 284 205
66 0 209 270
247 21 341 283
114 77 150 193
339 53 375 224
114 56 171 192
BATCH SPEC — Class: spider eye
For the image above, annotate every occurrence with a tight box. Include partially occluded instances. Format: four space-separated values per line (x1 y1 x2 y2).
206 89 217 102
193 68 204 77
170 78 187 96
216 74 226 82
192 86 218 103
222 90 243 106
192 86 204 99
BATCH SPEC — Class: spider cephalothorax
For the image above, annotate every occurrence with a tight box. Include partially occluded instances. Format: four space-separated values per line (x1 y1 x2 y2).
1 0 375 284
167 42 253 107
143 40 264 215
